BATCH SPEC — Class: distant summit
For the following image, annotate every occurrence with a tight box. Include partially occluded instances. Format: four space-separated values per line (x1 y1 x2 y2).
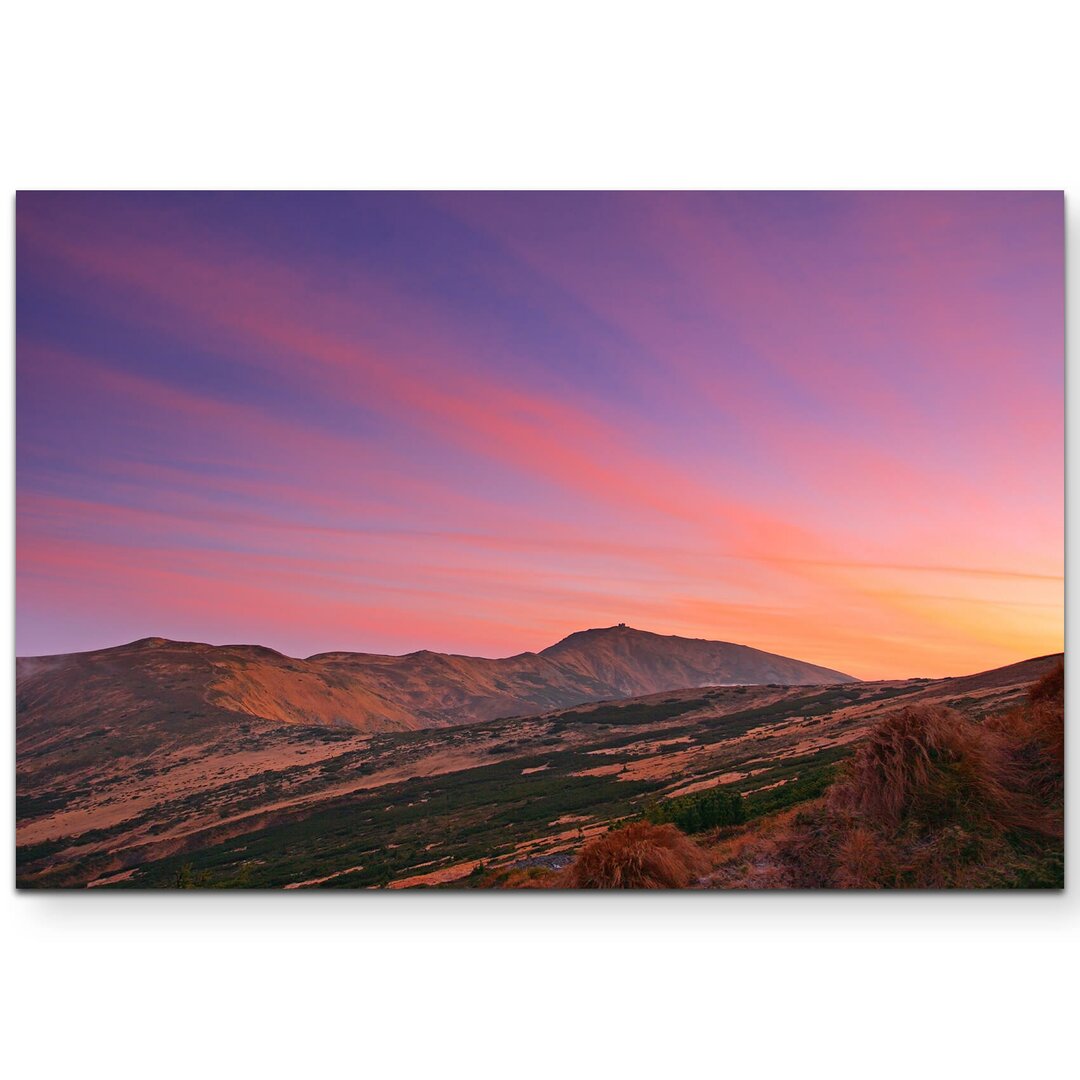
540 625 853 697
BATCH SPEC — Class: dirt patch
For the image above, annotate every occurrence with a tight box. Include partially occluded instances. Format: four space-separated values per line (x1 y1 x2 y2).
388 859 484 888
664 771 758 798
284 864 365 889
86 868 137 888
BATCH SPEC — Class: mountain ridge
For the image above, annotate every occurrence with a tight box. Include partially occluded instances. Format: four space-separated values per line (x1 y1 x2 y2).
16 625 855 742
19 624 849 667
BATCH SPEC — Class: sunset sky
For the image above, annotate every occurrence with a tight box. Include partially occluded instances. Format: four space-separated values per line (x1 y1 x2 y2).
16 191 1063 678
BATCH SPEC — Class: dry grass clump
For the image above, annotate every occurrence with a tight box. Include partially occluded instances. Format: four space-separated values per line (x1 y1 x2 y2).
833 826 889 889
830 705 1041 835
827 694 1062 886
1027 658 1064 705
565 822 710 889
987 659 1065 804
494 866 559 889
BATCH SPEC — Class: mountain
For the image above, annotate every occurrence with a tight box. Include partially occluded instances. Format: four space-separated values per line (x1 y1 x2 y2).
16 651 1058 889
16 625 854 746
539 625 853 695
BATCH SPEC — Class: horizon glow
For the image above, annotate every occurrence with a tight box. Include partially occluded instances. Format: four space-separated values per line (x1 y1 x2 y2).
16 191 1063 678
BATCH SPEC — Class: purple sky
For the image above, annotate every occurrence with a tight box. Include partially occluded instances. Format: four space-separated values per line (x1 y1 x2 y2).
16 191 1063 677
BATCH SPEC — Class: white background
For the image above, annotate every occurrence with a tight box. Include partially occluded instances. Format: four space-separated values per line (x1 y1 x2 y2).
2 3 1076 1077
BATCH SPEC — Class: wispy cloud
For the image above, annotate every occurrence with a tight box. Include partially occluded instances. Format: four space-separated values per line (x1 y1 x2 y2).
16 192 1062 675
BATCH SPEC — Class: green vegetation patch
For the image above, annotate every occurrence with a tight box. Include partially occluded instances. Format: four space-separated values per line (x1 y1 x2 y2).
105 754 663 889
550 698 709 729
645 787 746 833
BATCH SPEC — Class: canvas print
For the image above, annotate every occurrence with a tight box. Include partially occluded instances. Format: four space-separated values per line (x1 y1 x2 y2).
15 191 1063 889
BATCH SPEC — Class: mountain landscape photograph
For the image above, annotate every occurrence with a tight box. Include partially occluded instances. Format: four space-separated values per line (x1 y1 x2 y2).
16 190 1064 889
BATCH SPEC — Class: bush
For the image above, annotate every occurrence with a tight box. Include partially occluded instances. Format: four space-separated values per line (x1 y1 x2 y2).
645 786 746 833
565 822 710 889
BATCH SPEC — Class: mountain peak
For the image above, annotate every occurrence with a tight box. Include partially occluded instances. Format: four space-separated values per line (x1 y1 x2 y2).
538 625 852 689
541 624 728 654
543 624 643 648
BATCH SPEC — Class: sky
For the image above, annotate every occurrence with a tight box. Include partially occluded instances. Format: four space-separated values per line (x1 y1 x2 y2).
15 191 1063 678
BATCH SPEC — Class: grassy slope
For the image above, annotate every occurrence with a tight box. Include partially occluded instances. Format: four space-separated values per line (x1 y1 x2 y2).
16 655 1060 888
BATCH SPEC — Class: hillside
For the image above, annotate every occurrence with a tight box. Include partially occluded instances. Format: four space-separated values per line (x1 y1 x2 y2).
16 651 1057 889
16 625 854 747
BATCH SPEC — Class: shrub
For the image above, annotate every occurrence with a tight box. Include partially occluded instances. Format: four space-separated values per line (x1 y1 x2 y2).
645 786 746 833
565 822 710 889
